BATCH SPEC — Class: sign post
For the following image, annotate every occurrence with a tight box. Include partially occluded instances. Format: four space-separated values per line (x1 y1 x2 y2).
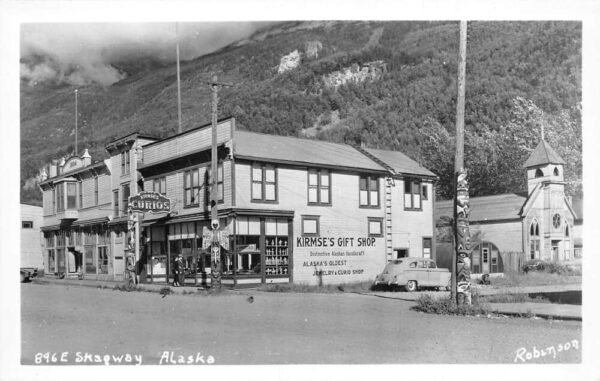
128 191 172 286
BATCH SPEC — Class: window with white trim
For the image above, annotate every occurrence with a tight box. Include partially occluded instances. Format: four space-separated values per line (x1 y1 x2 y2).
252 164 277 202
308 169 331 205
359 175 379 207
121 150 130 175
368 217 383 237
301 215 320 236
184 168 201 206
404 179 422 210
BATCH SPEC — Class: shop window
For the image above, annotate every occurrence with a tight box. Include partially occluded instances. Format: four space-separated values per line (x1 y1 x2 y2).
359 175 379 207
423 237 432 259
368 217 383 237
22 221 33 229
302 215 320 236
121 183 130 214
235 217 262 275
121 150 130 175
44 232 54 247
265 218 289 276
308 169 331 205
97 246 109 274
153 176 167 196
47 249 56 273
67 182 77 210
404 179 422 210
85 246 96 274
252 164 277 202
184 168 201 206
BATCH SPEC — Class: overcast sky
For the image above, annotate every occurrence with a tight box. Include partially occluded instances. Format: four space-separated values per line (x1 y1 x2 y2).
20 22 270 86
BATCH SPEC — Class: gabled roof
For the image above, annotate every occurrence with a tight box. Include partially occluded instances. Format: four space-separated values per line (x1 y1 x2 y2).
524 140 566 168
233 131 388 172
363 147 438 179
571 197 583 221
435 193 527 223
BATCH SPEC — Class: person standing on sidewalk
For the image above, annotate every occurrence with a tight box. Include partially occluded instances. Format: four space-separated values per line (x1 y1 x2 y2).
173 254 183 287
175 254 185 287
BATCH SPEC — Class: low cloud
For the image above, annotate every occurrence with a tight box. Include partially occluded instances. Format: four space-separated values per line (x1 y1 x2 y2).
21 22 269 86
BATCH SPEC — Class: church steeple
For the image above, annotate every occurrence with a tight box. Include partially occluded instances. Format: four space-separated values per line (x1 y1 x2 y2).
524 140 565 194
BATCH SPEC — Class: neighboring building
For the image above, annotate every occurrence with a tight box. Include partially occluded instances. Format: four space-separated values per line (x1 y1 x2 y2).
435 140 580 274
39 117 438 287
38 135 158 280
21 204 44 271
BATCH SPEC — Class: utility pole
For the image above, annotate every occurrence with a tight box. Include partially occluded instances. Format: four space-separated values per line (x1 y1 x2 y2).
207 75 232 288
452 20 472 305
74 89 78 156
176 23 182 134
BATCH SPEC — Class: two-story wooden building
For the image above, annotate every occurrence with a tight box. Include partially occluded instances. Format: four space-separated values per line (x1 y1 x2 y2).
137 118 437 287
39 117 438 287
38 134 157 281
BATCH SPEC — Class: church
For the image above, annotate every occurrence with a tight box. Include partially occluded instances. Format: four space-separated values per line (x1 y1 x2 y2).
435 139 581 274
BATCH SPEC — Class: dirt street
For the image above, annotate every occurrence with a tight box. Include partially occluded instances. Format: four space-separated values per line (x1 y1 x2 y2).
21 283 581 365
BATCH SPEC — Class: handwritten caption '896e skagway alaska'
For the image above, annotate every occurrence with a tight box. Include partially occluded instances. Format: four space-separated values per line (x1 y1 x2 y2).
297 236 377 277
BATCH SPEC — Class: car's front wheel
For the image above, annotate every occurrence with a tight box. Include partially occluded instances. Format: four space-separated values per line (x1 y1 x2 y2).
405 280 418 292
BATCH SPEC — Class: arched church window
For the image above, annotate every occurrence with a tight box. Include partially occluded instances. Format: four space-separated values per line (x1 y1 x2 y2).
535 168 543 178
530 220 539 237
565 225 570 237
553 167 559 176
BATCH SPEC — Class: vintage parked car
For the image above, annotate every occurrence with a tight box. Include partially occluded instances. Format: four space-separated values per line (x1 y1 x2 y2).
20 267 38 283
373 258 451 292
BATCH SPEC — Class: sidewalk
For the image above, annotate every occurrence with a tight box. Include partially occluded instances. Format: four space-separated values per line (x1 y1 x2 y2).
488 302 582 321
31 276 221 295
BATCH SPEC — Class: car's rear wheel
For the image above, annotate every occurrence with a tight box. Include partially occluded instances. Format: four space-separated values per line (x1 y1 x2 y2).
405 280 417 292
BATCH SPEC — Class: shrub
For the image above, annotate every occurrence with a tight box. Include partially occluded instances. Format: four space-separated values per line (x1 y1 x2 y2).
522 260 573 275
413 294 491 316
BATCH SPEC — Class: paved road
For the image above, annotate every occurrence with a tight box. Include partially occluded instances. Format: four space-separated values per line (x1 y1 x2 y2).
20 283 581 365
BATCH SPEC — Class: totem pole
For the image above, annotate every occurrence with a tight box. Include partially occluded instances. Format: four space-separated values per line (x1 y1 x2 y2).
126 208 138 285
454 170 472 304
452 21 471 304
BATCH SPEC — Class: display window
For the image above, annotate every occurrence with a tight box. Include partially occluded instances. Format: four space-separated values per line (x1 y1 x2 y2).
85 246 96 274
47 249 56 273
98 247 109 274
265 218 289 277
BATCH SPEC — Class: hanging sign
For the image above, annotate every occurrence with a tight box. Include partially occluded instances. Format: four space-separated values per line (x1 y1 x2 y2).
128 191 171 213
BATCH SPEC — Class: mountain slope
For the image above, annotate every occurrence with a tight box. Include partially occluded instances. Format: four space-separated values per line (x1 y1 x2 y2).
20 20 582 205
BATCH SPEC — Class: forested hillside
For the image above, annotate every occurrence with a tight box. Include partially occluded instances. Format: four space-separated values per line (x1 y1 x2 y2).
20 21 582 205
